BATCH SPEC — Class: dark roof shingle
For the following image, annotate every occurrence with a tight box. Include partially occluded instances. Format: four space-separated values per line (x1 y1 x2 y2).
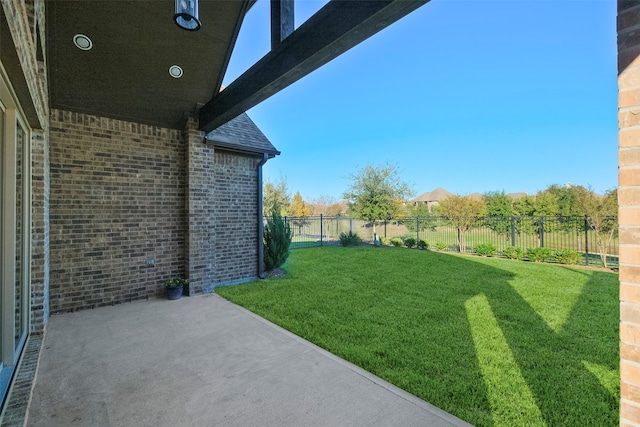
205 113 280 157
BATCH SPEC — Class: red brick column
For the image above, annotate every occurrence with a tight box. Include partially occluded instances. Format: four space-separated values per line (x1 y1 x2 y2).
619 1 640 424
185 118 214 294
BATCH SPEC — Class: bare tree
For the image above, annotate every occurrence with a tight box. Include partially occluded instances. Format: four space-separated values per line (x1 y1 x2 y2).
575 187 618 268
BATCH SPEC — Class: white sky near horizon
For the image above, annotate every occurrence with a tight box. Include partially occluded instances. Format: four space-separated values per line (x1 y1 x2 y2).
223 0 618 202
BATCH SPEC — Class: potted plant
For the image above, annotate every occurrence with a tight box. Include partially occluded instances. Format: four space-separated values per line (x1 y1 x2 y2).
165 277 189 300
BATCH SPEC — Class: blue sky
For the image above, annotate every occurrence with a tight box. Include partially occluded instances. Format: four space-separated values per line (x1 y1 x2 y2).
223 0 618 202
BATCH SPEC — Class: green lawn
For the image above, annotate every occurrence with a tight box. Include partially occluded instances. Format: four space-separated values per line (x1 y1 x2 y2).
216 246 620 427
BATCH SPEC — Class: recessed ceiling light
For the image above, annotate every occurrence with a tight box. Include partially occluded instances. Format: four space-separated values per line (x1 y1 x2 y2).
169 65 183 79
73 34 92 51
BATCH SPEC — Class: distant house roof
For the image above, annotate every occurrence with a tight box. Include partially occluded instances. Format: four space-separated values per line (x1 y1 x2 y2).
413 189 529 203
507 192 528 200
412 187 453 203
205 113 280 157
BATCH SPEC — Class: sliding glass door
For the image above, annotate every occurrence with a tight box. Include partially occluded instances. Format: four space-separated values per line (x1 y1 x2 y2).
0 68 30 405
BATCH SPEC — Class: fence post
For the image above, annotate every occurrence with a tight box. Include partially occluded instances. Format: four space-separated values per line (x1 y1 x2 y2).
539 217 544 248
511 215 516 247
384 220 387 238
584 215 589 266
320 214 323 246
416 216 419 242
350 218 352 234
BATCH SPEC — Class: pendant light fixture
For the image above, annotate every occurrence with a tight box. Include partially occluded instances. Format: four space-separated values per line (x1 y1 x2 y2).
174 0 201 31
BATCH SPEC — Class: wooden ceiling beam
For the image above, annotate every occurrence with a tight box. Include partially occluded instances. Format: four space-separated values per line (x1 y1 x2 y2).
271 0 295 50
199 0 429 133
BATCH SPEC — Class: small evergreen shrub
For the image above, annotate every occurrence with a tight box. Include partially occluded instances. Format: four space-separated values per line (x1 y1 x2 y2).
434 242 448 251
404 237 416 248
339 231 362 247
380 236 391 246
474 243 496 257
417 240 429 250
264 209 293 271
554 249 582 265
502 246 524 260
527 247 552 263
390 237 403 247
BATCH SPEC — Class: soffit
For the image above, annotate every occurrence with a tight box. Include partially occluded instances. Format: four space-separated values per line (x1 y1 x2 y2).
46 0 247 129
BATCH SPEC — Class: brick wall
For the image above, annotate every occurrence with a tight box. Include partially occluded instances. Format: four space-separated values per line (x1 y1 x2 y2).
49 110 186 313
619 1 640 424
185 121 261 291
31 129 49 332
185 118 214 294
2 0 50 332
1 0 48 127
211 151 260 285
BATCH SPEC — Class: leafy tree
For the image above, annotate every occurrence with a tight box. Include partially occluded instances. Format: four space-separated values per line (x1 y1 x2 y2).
532 190 560 216
436 195 487 253
483 191 513 217
343 163 413 237
483 191 513 238
542 184 585 236
575 187 618 268
512 194 545 237
263 209 293 271
512 194 536 216
289 191 311 232
263 177 290 216
544 184 582 216
290 192 311 217
403 203 436 232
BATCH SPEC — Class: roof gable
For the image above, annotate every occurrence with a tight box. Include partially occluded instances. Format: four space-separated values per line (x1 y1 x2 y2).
206 113 280 157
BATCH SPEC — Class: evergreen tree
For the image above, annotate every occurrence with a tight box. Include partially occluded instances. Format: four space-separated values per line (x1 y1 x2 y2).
264 209 293 271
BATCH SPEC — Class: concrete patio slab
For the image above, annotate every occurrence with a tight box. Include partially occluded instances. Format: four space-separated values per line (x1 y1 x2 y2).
26 294 472 426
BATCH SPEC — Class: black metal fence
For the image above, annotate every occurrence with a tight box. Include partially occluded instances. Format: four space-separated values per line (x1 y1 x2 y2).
277 215 619 267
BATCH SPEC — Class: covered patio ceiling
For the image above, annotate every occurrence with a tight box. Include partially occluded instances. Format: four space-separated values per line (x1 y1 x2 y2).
47 0 428 132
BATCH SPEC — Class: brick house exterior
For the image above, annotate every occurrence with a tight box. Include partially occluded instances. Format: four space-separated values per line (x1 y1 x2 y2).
4 0 640 424
0 0 278 409
619 1 640 424
45 110 277 314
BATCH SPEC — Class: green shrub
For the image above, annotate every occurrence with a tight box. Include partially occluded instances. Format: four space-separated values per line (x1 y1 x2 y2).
433 242 448 251
390 237 403 247
474 243 496 257
339 231 362 247
380 236 391 246
404 237 416 248
165 277 189 289
554 249 582 265
264 209 293 271
417 240 429 250
527 247 552 263
502 246 524 260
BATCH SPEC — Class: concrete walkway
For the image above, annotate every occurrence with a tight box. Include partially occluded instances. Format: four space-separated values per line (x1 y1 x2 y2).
26 294 472 427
